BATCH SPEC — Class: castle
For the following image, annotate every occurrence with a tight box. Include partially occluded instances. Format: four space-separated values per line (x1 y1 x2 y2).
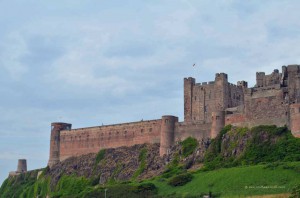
48 65 300 168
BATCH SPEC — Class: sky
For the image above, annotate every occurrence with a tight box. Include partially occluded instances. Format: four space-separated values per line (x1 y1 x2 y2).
1 0 300 186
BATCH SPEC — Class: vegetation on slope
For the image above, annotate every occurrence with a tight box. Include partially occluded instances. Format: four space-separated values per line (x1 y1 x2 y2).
204 125 300 170
1 125 300 197
132 147 147 179
2 162 299 197
0 169 44 198
180 137 198 157
152 162 300 198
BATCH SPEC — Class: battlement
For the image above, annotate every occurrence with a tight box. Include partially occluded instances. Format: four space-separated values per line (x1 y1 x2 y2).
195 81 215 86
66 119 161 132
286 64 300 72
184 77 196 84
237 81 248 88
215 73 228 80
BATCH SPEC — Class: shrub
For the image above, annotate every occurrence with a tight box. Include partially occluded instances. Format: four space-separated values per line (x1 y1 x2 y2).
132 147 147 179
181 137 198 157
133 183 157 193
161 153 184 178
95 149 106 164
168 173 193 186
290 184 300 198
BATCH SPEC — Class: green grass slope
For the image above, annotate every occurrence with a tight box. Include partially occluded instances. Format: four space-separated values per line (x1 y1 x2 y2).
151 162 300 197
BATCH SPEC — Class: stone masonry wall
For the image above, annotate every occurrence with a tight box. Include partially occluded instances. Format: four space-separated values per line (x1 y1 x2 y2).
192 83 215 123
225 113 246 126
186 74 244 124
175 122 211 142
227 86 289 128
59 120 162 161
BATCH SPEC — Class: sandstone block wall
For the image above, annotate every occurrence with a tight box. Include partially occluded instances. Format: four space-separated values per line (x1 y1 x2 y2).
175 121 211 141
59 119 162 161
290 103 300 137
225 113 246 126
243 87 289 127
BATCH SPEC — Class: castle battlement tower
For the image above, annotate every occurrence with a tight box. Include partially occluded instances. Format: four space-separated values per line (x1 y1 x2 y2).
48 122 72 168
160 115 178 156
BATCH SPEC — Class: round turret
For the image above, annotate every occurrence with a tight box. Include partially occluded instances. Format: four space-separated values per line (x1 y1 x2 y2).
17 159 27 173
159 115 178 156
48 122 72 168
290 104 300 138
210 111 225 138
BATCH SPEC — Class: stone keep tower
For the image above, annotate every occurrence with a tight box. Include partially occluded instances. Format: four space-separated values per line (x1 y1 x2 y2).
159 115 178 156
48 122 72 168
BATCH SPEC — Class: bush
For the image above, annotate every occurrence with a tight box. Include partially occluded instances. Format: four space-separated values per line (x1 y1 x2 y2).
95 149 106 164
168 173 193 186
161 153 185 178
133 183 157 194
290 184 300 198
83 183 157 198
181 137 198 157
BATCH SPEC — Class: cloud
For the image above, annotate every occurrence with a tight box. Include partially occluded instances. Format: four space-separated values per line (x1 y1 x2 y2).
0 32 29 80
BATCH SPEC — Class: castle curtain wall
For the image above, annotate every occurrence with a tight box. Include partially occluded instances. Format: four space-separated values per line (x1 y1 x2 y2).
59 120 162 161
175 122 211 141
